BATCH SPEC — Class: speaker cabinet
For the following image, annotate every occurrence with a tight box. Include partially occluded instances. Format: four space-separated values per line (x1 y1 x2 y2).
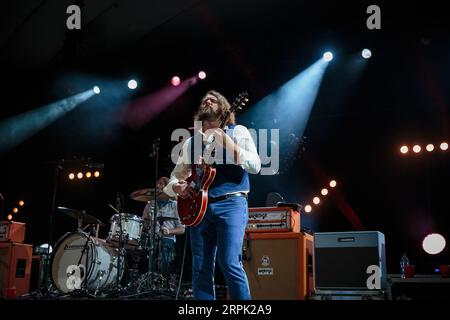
0 242 33 297
0 221 26 243
243 232 314 300
314 231 387 290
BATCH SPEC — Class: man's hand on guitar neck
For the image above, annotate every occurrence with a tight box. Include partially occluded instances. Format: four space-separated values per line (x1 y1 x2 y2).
173 180 195 199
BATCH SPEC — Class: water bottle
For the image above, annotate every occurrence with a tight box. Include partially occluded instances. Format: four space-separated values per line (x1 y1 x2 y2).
400 253 410 279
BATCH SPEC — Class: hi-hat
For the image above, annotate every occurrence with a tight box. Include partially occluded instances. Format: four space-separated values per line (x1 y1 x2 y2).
57 207 105 226
130 188 171 202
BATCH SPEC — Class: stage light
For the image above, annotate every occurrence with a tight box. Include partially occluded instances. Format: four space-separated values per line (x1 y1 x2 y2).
69 173 75 180
7 214 12 221
362 49 372 59
313 197 320 205
400 145 409 154
19 200 25 207
440 142 448 151
422 233 446 255
413 145 421 153
321 188 329 196
198 71 207 80
94 171 100 178
86 172 92 178
93 86 100 94
77 172 83 179
171 76 181 87
329 180 337 188
304 205 312 213
323 51 333 62
426 144 434 152
13 208 18 213
128 80 138 90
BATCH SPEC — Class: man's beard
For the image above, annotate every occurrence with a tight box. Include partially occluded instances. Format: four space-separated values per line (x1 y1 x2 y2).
196 107 220 122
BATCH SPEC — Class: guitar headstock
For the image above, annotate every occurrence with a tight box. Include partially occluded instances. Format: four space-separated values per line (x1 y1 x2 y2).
230 91 249 114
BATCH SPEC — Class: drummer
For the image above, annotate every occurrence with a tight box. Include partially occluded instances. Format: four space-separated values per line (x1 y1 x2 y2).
141 176 185 279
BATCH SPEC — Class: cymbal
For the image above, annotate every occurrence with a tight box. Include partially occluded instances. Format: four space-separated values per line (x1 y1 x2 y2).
57 207 105 226
130 188 171 202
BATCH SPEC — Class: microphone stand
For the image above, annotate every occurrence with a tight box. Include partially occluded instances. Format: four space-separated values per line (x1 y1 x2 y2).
148 137 160 292
41 162 62 295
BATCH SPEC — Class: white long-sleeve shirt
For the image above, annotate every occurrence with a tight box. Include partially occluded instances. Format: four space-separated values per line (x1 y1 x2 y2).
163 125 261 198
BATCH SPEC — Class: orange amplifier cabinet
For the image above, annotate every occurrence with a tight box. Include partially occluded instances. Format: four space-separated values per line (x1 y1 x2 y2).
0 221 26 243
243 232 314 299
0 242 33 297
246 207 300 233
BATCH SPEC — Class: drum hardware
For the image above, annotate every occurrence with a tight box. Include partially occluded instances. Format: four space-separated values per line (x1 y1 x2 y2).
130 188 172 202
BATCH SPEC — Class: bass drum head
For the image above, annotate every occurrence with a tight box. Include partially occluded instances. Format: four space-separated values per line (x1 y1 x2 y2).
51 232 95 293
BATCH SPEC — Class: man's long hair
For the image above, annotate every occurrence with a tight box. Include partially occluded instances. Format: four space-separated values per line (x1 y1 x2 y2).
193 90 236 126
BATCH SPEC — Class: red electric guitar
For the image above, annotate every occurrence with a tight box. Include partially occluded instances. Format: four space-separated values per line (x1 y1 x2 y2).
177 92 249 226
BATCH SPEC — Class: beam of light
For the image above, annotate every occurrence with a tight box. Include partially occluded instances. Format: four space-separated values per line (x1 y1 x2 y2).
123 75 198 129
0 89 95 155
237 59 329 230
422 233 446 255
240 58 329 175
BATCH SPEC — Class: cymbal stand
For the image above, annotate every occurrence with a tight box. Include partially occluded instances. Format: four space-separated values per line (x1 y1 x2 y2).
116 193 125 295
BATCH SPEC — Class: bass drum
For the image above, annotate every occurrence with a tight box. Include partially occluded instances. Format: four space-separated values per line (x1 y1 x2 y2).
51 232 124 295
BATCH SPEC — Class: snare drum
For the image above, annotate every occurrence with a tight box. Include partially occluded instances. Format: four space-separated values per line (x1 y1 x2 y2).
51 232 123 295
107 213 143 246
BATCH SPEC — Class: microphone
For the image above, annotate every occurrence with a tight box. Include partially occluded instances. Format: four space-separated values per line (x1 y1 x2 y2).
149 137 160 158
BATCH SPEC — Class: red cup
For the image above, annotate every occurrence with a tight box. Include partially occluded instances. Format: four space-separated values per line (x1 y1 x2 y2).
439 265 449 278
404 265 415 278
4 287 16 298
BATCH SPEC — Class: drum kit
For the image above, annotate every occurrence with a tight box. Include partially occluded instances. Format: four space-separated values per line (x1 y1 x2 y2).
46 188 182 298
